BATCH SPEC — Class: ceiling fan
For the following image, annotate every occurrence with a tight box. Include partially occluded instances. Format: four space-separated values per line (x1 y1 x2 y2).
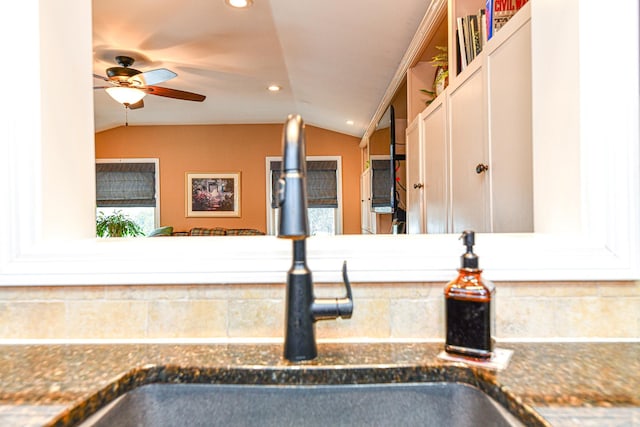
94 55 206 110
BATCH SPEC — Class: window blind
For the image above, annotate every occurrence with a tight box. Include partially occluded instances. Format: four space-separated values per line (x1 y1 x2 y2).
96 162 156 207
270 160 338 208
371 159 391 208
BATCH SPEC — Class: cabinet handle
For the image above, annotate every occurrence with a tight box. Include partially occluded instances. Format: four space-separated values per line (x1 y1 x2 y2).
413 183 424 189
475 163 489 174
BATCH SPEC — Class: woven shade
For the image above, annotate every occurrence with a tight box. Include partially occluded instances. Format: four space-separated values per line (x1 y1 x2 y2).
270 160 338 208
371 159 391 208
96 162 156 207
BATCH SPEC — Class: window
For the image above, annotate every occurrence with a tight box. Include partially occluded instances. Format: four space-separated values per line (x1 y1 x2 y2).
95 159 160 235
266 157 342 236
370 156 392 213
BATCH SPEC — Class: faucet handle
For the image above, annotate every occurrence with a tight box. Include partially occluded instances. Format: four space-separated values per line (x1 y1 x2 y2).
311 261 354 321
340 261 354 317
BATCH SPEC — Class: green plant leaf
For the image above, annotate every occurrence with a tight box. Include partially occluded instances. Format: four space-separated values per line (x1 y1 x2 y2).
96 210 145 238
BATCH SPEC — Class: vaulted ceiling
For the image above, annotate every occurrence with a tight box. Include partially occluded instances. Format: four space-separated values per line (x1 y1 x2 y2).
92 0 433 136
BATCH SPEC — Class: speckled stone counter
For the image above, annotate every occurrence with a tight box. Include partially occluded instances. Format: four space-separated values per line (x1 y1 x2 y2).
0 342 637 426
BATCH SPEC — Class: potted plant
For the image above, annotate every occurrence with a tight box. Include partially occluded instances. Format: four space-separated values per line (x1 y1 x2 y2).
421 45 449 106
96 210 145 237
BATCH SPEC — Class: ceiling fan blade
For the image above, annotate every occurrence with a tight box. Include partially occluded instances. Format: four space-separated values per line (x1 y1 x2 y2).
129 68 177 87
94 85 111 90
144 86 206 102
93 73 109 81
128 99 144 110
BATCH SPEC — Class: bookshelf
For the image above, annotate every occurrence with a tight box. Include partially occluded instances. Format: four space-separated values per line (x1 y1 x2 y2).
405 0 530 124
406 8 448 123
404 0 532 234
448 0 486 78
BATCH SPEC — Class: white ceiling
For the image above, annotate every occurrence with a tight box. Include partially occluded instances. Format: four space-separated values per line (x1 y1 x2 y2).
92 0 433 136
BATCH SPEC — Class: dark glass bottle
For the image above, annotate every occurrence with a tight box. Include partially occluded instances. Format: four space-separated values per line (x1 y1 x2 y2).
444 231 495 359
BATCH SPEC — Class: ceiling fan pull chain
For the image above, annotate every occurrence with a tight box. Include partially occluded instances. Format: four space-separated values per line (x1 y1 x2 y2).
125 104 129 126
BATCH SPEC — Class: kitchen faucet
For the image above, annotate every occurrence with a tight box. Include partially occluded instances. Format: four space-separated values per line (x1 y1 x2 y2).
276 114 354 362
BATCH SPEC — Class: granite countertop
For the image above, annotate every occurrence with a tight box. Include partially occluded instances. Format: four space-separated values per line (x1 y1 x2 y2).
0 342 637 426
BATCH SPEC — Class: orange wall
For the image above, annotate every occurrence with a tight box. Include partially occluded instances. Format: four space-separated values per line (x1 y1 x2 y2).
95 124 362 234
369 126 390 156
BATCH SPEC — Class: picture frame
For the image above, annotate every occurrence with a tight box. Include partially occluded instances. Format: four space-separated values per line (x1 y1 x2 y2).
185 172 240 217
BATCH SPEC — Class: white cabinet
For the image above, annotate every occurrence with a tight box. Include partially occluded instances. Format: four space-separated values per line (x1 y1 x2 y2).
486 16 533 232
360 168 375 234
405 118 424 234
448 65 490 232
421 96 449 234
404 3 533 234
406 93 452 235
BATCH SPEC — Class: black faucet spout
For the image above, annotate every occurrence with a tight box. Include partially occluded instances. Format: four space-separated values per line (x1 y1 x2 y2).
277 114 354 362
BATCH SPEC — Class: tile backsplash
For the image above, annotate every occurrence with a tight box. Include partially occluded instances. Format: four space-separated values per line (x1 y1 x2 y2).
0 281 638 341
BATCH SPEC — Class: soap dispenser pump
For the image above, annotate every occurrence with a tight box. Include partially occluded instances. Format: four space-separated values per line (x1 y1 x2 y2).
444 230 495 359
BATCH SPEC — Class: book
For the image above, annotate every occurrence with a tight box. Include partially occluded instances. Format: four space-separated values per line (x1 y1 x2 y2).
480 9 487 46
490 0 529 35
486 0 494 40
456 16 468 71
469 14 481 58
456 10 487 69
461 15 472 65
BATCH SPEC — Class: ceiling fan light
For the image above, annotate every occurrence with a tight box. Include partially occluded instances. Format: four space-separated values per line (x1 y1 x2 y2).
225 0 253 9
106 87 146 105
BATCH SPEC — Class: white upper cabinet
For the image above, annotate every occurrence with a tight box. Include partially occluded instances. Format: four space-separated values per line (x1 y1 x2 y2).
404 1 532 234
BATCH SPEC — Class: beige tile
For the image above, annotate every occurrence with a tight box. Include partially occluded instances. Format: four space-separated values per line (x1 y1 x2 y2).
390 298 444 339
2 281 636 341
553 297 640 338
103 285 160 300
104 285 191 300
316 298 390 339
0 286 106 301
226 284 283 300
596 297 640 337
64 300 148 339
185 284 230 299
598 281 640 297
347 283 436 299
148 299 228 338
228 299 284 338
495 297 557 338
501 282 598 298
0 302 66 339
551 297 601 338
59 286 108 300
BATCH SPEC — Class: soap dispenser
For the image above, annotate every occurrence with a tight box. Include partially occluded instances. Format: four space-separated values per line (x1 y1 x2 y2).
444 230 495 359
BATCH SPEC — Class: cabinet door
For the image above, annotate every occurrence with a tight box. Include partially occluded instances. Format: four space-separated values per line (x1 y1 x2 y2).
487 19 533 232
448 67 490 233
421 97 449 233
360 169 375 234
405 117 425 234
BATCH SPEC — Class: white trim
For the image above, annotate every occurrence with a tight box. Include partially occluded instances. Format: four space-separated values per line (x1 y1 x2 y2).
265 156 279 235
96 158 161 229
360 0 447 147
0 1 638 286
335 156 344 235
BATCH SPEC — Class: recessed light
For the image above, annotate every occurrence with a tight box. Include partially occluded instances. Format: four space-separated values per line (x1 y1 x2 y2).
268 85 281 92
346 120 355 126
225 0 253 9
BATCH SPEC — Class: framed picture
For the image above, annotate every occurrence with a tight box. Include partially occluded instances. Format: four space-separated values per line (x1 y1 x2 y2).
186 172 240 217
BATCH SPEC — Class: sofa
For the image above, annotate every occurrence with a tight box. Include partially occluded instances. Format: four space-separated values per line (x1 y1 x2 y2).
149 226 265 237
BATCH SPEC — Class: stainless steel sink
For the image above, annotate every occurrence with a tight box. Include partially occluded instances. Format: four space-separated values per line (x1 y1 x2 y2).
80 382 525 427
